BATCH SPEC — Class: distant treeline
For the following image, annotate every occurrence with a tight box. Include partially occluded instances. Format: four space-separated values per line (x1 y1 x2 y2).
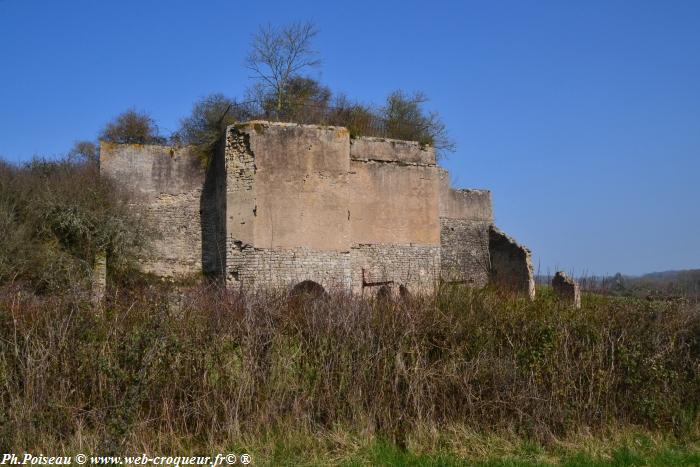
538 270 700 300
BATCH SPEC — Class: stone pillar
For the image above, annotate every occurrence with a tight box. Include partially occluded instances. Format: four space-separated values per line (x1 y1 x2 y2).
91 251 107 304
552 271 581 308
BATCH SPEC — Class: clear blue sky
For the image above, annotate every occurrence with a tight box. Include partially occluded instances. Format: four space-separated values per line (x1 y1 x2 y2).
1 0 698 276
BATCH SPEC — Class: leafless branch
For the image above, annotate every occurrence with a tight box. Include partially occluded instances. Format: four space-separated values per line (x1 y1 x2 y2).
246 22 321 117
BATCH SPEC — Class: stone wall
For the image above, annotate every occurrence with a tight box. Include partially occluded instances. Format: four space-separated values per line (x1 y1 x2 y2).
102 122 536 296
223 128 445 294
350 136 435 165
227 246 351 291
440 219 491 286
99 142 205 277
349 160 440 245
438 171 492 286
349 137 441 294
350 244 440 295
488 227 536 298
439 173 493 221
223 127 255 287
224 122 352 290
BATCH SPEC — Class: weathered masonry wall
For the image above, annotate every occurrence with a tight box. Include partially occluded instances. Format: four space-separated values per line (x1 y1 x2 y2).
349 136 436 165
225 122 352 291
102 121 537 297
350 243 440 295
349 137 441 294
246 123 350 250
489 227 536 299
100 142 205 277
226 247 351 291
438 171 492 287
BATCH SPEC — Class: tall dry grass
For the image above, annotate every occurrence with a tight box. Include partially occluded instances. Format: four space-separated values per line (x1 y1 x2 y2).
0 284 697 452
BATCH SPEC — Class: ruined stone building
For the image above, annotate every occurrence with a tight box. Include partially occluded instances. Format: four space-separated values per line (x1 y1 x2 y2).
100 121 535 297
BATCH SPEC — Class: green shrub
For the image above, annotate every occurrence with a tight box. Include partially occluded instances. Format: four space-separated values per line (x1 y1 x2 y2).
99 109 165 145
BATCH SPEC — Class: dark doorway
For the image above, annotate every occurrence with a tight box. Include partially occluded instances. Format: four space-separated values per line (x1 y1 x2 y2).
290 280 326 300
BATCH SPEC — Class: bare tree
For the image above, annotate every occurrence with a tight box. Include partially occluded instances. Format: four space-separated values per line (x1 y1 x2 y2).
246 22 321 118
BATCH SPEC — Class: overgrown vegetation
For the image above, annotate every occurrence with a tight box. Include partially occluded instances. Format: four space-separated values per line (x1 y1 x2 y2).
0 154 145 293
85 21 455 170
381 90 455 151
171 94 253 164
174 84 455 167
0 284 697 458
99 109 166 145
170 21 456 167
242 21 454 153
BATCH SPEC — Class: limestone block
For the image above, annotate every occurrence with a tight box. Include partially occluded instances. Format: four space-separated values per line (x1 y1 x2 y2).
350 136 435 165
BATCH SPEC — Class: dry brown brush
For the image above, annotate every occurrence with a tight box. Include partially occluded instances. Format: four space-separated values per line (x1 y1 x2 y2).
0 157 145 293
0 284 697 451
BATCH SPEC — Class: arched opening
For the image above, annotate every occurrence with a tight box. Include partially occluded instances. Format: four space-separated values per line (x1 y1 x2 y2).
289 280 326 300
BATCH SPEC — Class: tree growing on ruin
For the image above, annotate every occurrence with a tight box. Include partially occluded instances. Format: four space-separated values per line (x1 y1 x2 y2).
253 76 332 123
99 109 166 145
381 91 455 159
246 21 321 119
173 94 253 164
326 94 378 138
